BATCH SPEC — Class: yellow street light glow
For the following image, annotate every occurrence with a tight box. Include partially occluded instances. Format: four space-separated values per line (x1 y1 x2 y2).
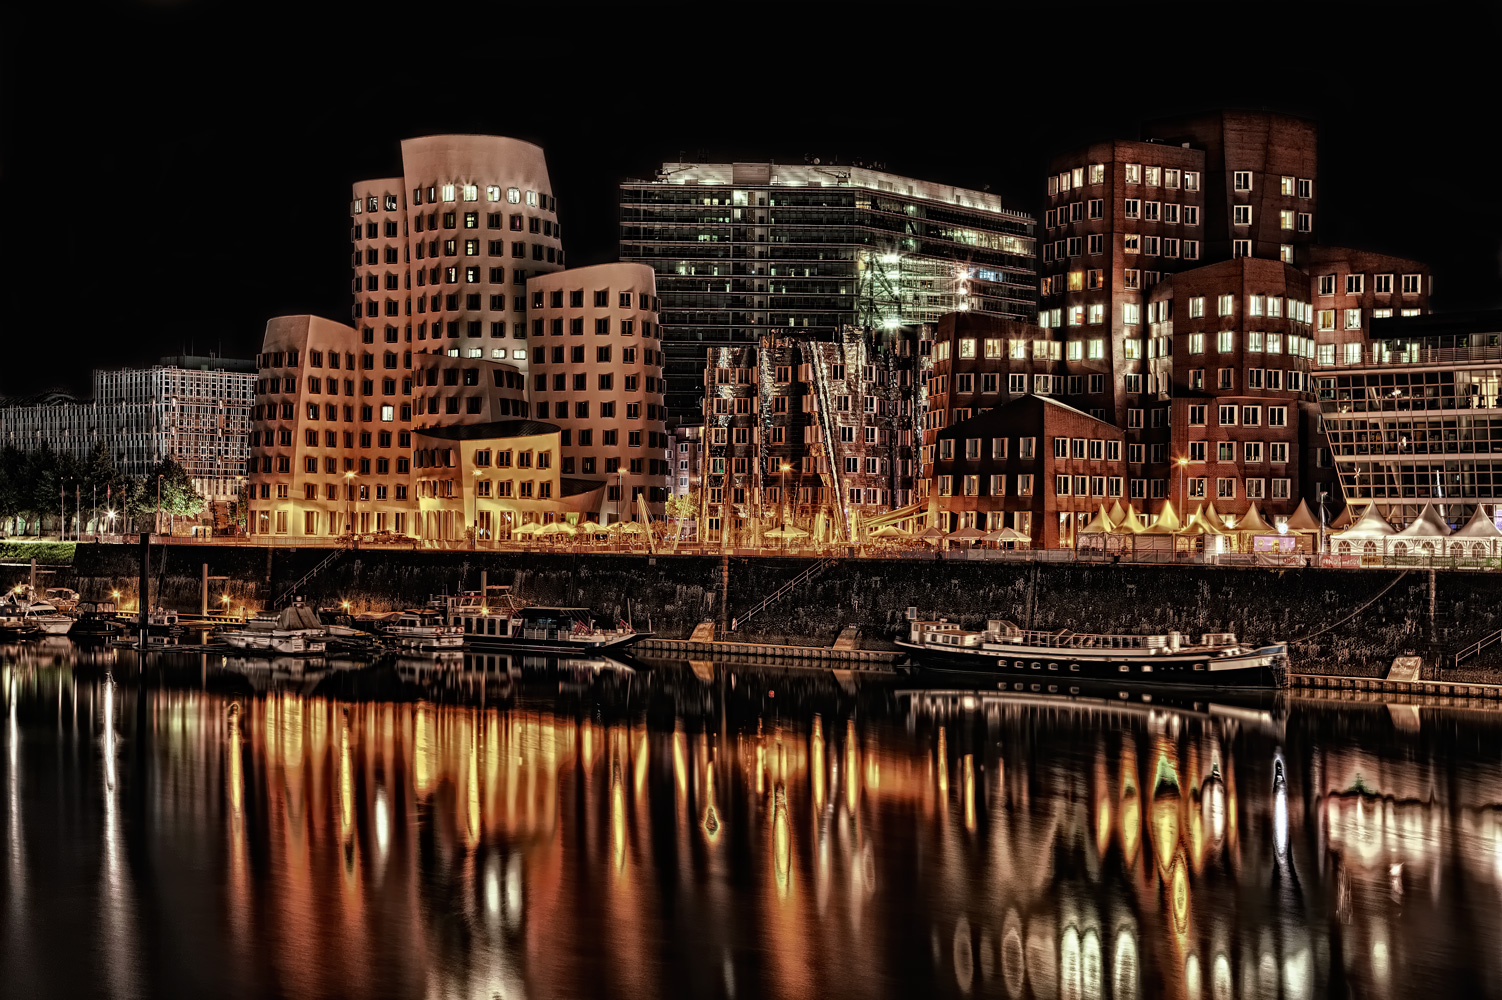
1177 457 1190 467
780 463 791 472
341 600 352 610
111 590 121 599
221 595 231 604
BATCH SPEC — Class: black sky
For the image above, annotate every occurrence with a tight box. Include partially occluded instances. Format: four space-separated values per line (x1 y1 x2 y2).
3 2 1496 396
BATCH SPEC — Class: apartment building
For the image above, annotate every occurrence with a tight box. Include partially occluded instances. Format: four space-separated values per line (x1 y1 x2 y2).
621 161 1037 418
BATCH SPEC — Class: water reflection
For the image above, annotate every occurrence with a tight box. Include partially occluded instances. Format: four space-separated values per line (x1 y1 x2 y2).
2 645 1502 997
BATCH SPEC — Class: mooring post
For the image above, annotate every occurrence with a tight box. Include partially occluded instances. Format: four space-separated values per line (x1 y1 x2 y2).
719 550 730 636
138 532 150 648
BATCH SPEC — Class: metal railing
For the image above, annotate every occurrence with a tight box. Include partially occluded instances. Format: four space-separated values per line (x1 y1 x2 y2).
272 549 346 608
1453 628 1502 668
730 557 836 631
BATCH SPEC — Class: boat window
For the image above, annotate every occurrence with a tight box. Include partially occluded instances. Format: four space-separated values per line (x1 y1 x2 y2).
1118 665 1129 673
1070 664 1080 671
1048 663 1058 671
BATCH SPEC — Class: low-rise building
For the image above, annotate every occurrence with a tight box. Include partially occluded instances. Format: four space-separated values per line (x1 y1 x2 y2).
930 395 1127 547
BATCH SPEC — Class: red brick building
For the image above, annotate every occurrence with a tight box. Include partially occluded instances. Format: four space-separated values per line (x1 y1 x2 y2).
931 395 1126 548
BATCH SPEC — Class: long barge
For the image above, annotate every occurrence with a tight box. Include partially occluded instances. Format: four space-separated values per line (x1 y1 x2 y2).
898 618 1287 688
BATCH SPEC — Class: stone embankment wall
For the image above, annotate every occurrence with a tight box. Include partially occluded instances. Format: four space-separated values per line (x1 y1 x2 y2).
15 544 1501 674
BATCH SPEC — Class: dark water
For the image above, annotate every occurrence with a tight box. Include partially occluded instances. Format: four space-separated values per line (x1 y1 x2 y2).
2 643 1499 1000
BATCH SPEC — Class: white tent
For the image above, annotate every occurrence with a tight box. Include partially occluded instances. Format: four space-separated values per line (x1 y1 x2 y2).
1449 504 1502 559
1390 502 1451 558
1329 503 1394 558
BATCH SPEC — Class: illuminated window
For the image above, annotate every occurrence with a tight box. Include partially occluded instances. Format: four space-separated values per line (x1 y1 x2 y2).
506 187 521 204
441 183 456 202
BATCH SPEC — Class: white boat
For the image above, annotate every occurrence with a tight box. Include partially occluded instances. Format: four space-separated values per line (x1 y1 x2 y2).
898 617 1287 688
381 610 465 649
218 604 328 656
222 631 327 655
44 588 79 612
19 601 74 636
440 586 648 656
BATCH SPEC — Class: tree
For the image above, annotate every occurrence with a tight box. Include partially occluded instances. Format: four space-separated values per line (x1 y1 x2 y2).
144 458 205 533
664 489 701 522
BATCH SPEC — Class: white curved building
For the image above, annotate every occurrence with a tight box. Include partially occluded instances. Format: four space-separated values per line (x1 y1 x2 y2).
399 135 563 376
527 263 671 518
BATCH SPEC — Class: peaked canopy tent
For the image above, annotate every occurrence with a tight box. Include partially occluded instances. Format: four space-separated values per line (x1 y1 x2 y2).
1329 503 1395 560
1134 500 1183 554
1227 502 1287 553
1387 502 1452 558
1075 505 1116 552
1448 504 1502 559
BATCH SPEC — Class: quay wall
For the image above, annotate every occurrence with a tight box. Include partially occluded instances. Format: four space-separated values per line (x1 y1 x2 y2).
16 544 1502 674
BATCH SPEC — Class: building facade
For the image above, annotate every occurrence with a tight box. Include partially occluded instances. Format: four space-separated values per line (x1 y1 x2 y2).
931 395 1126 548
0 362 254 504
698 329 923 544
620 161 1037 418
247 135 669 543
526 263 670 518
1318 311 1502 530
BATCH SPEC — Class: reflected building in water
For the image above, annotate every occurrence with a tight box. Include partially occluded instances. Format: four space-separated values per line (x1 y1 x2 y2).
4 653 1502 998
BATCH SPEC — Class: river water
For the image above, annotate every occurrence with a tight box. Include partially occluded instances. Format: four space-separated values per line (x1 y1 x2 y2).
0 641 1498 999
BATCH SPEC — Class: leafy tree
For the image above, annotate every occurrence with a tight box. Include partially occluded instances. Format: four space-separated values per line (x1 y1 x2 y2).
664 489 700 521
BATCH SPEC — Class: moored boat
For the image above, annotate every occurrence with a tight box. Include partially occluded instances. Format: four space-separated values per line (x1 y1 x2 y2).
441 587 647 656
381 610 465 649
71 602 122 637
898 617 1286 688
218 605 330 656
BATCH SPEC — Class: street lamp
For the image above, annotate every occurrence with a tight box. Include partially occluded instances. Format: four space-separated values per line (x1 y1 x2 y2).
779 462 791 552
1177 456 1189 514
345 471 357 547
472 469 482 550
156 473 164 537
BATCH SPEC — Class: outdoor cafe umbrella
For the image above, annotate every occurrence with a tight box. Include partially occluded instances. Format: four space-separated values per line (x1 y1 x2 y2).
765 525 810 539
947 525 985 542
575 520 608 535
916 526 944 543
996 526 1031 546
537 521 576 536
613 521 648 535
871 524 908 538
512 522 544 536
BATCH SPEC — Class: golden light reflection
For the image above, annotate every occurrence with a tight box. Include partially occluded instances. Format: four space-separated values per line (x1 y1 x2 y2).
937 726 949 796
611 759 627 876
845 719 859 816
773 785 792 899
811 716 825 812
963 754 976 833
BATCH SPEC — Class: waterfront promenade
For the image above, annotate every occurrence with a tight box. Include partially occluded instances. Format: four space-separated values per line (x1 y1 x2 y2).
8 540 1502 681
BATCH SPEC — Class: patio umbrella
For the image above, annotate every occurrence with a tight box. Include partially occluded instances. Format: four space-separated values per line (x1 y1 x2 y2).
538 521 576 536
575 520 608 535
512 522 544 536
948 526 985 541
872 525 908 538
614 521 648 535
765 525 810 539
916 526 944 542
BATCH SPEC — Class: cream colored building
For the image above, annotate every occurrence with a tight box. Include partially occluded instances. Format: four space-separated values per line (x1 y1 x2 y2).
526 263 670 519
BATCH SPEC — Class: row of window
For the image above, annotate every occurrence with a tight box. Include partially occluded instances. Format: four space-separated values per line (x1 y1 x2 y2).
353 186 554 214
1184 440 1293 464
533 400 661 425
1317 273 1424 296
531 317 656 338
1049 164 1203 195
1046 200 1202 229
1043 234 1201 262
937 472 1293 502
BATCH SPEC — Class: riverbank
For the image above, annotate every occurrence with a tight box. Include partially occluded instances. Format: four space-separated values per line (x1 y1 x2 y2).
12 542 1502 678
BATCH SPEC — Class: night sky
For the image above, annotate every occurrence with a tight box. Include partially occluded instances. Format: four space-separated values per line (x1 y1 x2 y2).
3 4 1496 396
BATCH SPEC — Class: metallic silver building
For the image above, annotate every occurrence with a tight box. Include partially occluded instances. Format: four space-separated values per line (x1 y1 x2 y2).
620 161 1037 418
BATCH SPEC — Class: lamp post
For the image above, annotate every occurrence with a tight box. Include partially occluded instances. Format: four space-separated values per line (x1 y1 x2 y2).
345 471 357 548
1177 456 1189 515
779 462 791 552
472 469 482 551
615 467 624 525
156 473 164 538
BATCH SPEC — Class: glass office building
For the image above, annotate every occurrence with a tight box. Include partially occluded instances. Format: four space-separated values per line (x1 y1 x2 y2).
1316 311 1502 528
620 162 1037 418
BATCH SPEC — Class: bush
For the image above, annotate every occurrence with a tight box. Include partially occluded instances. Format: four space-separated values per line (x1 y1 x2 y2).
0 541 76 564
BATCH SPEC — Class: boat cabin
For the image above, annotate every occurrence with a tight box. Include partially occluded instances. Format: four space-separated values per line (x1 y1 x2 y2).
517 607 596 641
